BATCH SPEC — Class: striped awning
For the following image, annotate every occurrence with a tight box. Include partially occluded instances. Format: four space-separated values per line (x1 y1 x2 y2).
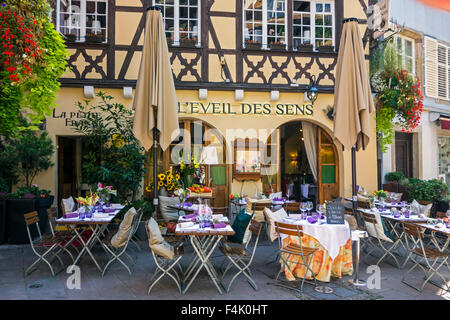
441 116 450 130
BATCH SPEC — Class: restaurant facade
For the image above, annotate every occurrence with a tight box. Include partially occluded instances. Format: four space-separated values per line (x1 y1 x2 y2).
30 0 378 210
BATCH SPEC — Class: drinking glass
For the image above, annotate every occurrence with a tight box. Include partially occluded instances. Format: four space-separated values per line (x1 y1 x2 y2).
316 204 326 218
300 202 307 220
307 201 313 216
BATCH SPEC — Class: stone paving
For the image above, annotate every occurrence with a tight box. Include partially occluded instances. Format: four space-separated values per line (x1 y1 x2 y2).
0 239 448 300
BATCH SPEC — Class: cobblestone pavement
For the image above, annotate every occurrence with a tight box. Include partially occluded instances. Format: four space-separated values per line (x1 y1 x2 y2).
0 239 448 300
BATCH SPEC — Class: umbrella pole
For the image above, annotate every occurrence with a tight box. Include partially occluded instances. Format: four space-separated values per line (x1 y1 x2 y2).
153 107 159 219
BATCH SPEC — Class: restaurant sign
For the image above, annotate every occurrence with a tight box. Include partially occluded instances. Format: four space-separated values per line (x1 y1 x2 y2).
177 102 314 116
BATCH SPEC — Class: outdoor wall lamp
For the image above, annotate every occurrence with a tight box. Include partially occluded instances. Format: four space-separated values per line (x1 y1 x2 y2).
83 85 95 99
306 75 318 105
123 87 133 99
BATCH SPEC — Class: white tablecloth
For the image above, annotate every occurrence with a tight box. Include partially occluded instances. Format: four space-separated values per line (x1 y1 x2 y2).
282 215 350 260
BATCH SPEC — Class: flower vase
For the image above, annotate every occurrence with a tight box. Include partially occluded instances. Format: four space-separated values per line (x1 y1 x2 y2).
184 174 194 188
85 206 93 219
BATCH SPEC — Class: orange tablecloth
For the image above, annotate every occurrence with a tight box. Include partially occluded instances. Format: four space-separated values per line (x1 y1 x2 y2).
281 234 353 282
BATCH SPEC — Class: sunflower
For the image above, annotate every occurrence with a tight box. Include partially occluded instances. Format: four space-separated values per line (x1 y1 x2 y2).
158 173 166 180
175 174 180 180
158 181 164 187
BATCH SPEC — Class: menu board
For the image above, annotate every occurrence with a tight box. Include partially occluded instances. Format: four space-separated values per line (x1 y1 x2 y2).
326 201 345 225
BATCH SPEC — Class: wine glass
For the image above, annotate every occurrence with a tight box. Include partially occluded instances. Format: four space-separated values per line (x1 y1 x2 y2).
300 202 307 219
307 201 313 216
316 204 326 218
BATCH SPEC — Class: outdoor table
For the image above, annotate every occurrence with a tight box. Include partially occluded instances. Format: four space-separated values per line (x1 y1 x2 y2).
358 208 428 266
56 207 122 273
175 217 234 295
279 214 353 282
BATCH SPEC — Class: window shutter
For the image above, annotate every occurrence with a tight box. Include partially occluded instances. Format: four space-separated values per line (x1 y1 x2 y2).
424 36 438 98
437 45 448 99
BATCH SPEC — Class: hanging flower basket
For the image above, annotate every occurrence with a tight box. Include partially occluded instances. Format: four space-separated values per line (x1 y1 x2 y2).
372 69 424 152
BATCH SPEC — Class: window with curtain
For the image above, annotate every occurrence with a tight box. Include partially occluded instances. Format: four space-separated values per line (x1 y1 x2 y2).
154 0 200 46
56 0 108 43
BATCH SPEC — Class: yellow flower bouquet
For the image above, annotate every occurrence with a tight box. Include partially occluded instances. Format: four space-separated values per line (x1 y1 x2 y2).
146 170 181 192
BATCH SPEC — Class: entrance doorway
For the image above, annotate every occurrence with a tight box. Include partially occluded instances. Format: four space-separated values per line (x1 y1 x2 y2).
146 119 229 208
57 136 83 215
277 121 339 204
395 132 413 178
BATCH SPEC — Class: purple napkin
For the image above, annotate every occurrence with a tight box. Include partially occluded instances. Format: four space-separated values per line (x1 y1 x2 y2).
307 217 318 224
102 208 115 213
213 222 227 229
183 202 193 207
64 212 78 219
202 222 212 228
182 213 196 220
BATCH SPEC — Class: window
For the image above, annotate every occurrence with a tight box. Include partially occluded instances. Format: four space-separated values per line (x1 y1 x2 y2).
243 0 334 50
56 0 108 43
395 35 415 74
154 0 200 47
243 0 287 49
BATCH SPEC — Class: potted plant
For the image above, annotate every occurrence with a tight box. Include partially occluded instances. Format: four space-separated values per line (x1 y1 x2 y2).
270 41 286 51
0 185 7 245
180 37 197 48
85 31 104 43
245 39 262 50
6 191 39 244
296 43 314 52
318 45 334 53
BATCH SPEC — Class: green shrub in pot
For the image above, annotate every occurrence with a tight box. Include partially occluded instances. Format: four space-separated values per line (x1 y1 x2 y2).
408 179 448 203
385 171 406 183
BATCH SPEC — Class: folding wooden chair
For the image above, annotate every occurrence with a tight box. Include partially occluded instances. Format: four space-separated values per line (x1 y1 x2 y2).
219 220 262 292
283 202 301 215
274 221 318 294
101 208 139 276
361 211 402 268
401 223 450 292
24 211 73 277
145 221 184 294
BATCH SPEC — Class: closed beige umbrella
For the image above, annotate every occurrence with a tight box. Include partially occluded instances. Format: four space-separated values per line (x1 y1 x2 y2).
333 18 375 287
132 7 179 211
133 8 179 152
333 18 375 151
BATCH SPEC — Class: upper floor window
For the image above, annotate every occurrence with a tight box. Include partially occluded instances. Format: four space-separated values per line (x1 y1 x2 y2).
395 35 415 74
154 0 200 47
437 44 449 100
243 0 334 50
244 0 287 49
56 0 108 43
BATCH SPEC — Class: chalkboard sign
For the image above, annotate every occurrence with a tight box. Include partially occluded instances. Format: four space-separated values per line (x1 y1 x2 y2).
326 201 345 225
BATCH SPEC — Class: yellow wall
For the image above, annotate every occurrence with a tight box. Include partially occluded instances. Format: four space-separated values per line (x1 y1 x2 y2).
31 86 378 202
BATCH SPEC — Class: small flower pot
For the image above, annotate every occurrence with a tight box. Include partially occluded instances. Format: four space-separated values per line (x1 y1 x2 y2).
180 39 197 47
85 34 104 43
296 44 314 52
318 45 335 53
245 41 262 50
270 43 286 51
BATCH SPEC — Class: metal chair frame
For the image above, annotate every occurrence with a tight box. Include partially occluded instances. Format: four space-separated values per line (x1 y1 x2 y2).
101 209 141 276
219 220 262 292
145 221 184 294
360 211 402 268
274 221 318 294
401 222 450 292
24 211 74 277
46 207 80 256
127 208 144 253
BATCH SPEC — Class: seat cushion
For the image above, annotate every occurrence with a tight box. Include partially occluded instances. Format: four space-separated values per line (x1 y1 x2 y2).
159 196 185 222
62 197 74 213
147 217 164 245
111 207 136 248
410 200 432 217
264 207 288 242
228 209 253 244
